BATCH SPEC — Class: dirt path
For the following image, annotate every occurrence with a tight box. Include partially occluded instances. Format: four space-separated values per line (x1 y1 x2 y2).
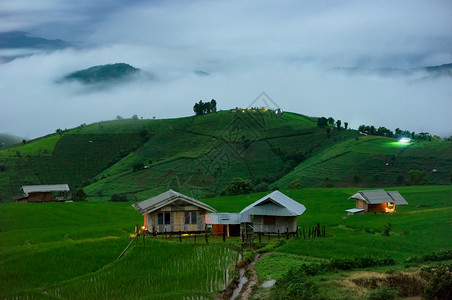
239 253 270 300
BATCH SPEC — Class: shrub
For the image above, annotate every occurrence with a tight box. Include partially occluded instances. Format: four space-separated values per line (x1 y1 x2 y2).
271 268 319 299
382 223 392 236
407 169 427 185
133 162 145 171
422 264 452 300
255 182 269 192
73 188 87 202
226 178 254 196
366 286 396 300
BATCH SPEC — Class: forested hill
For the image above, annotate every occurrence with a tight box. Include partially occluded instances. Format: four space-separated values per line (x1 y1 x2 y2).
62 63 141 84
0 109 451 202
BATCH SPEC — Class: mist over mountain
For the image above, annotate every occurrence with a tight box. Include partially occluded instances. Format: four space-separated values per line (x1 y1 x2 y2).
0 133 24 147
332 63 452 79
1 1 451 139
0 31 71 63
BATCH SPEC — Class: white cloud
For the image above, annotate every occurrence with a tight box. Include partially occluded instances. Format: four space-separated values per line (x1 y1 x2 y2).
0 0 451 138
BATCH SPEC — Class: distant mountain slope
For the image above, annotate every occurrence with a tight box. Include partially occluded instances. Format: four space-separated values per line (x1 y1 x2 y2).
63 63 142 84
0 31 70 49
424 63 452 78
0 134 24 147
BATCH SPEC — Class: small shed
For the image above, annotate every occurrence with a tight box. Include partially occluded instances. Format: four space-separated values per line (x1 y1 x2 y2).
132 189 216 234
348 189 408 213
205 213 251 237
240 190 306 234
16 184 70 202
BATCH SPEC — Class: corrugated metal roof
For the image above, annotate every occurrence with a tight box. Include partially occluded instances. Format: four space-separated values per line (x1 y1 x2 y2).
240 190 306 216
349 189 408 205
132 189 216 215
387 191 408 205
21 184 70 195
205 213 251 225
349 189 391 204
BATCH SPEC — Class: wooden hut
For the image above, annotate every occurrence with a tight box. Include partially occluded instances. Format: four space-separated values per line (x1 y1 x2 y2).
348 189 408 213
132 189 216 234
16 184 70 202
205 213 252 237
240 190 306 234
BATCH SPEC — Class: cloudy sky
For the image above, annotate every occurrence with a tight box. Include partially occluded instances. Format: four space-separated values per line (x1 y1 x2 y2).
1 0 451 139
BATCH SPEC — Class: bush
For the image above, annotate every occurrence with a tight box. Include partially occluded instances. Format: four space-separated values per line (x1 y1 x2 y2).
254 182 269 192
407 169 427 185
366 286 397 300
226 178 254 196
133 162 145 171
422 264 452 300
382 223 392 236
73 188 87 202
271 268 319 299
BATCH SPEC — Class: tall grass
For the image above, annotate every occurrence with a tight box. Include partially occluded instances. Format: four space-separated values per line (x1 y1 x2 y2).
45 241 236 299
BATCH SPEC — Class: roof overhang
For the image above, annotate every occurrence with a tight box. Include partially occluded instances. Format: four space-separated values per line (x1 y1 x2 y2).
132 190 216 215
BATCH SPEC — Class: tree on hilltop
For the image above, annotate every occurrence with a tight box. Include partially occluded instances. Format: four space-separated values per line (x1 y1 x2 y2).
317 117 328 128
193 99 217 116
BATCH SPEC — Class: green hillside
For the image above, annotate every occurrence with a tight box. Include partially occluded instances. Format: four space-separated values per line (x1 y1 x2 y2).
1 110 451 202
276 135 452 189
1 186 451 299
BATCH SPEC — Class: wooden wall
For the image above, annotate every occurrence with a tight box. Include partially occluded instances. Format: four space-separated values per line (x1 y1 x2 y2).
145 203 207 233
356 199 386 213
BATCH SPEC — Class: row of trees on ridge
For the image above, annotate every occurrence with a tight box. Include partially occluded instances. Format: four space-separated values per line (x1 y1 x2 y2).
193 99 217 116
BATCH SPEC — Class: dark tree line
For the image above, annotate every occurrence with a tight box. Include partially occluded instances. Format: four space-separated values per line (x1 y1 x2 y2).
359 125 435 141
358 125 394 137
193 99 217 116
317 117 348 139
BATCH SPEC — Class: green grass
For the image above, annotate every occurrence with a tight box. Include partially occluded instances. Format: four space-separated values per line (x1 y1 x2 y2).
251 185 452 285
0 185 450 298
0 201 236 299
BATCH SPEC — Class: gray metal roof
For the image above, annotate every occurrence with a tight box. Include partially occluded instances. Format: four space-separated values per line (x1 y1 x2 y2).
205 213 251 225
349 189 408 205
345 208 365 214
387 191 408 205
21 184 70 195
239 190 306 216
132 189 216 215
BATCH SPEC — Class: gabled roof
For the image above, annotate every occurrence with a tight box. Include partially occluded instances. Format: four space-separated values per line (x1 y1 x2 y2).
387 191 408 205
21 184 70 195
239 190 306 217
205 213 251 225
349 189 408 205
132 189 216 215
